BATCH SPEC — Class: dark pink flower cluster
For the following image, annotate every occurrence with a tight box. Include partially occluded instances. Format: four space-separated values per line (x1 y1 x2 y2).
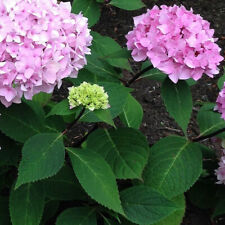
0 0 92 107
126 5 223 83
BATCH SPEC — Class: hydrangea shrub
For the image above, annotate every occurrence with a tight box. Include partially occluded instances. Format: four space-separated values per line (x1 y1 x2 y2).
0 1 225 225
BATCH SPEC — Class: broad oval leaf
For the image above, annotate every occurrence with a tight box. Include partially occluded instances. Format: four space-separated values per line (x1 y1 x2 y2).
85 128 149 179
94 109 115 127
47 99 81 117
110 0 145 10
0 104 44 143
10 183 45 225
120 185 176 225
143 136 202 198
161 78 192 134
197 103 225 137
72 0 100 27
92 32 131 71
16 133 65 189
68 69 120 87
67 148 124 215
56 207 96 225
85 52 120 81
44 166 86 201
32 92 51 106
119 94 143 129
152 195 185 225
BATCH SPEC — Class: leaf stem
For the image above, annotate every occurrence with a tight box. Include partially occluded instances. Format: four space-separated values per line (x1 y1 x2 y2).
62 107 86 135
192 127 225 142
126 65 154 87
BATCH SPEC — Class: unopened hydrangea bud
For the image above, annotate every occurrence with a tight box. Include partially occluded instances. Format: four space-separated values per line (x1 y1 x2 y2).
68 82 110 111
126 5 223 83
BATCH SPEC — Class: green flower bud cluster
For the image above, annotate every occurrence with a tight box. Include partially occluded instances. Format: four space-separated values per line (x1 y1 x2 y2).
68 82 110 111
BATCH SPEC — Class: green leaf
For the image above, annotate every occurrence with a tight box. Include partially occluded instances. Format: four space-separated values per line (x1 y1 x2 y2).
45 116 66 133
92 32 131 71
85 128 149 179
23 99 45 122
16 133 65 189
67 148 124 214
32 92 51 106
197 103 225 137
0 197 10 225
47 99 81 117
188 180 217 209
120 185 176 225
9 183 45 225
212 198 225 219
81 82 130 122
186 79 197 86
120 94 143 129
68 69 120 87
41 200 59 224
217 67 225 90
0 133 20 167
143 136 202 198
94 109 115 127
141 61 166 82
141 68 167 82
85 52 120 81
56 207 96 225
152 195 185 225
161 78 192 134
72 0 100 27
110 0 145 10
0 104 45 143
196 143 216 159
44 166 86 201
140 61 196 86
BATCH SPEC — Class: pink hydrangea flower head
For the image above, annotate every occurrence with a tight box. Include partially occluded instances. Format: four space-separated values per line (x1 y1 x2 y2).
215 82 225 120
0 0 92 107
215 150 225 184
126 5 223 83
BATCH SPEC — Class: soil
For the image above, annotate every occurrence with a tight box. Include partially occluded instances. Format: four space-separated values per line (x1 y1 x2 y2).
64 0 225 224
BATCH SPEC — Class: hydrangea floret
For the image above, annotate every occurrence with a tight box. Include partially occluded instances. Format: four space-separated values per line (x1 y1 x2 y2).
215 150 225 184
0 0 92 107
68 82 110 111
215 83 225 120
126 5 223 83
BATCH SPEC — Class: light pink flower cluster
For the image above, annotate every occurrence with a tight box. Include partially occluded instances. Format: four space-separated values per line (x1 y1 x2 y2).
215 83 225 120
0 0 92 107
126 5 223 83
215 150 225 184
